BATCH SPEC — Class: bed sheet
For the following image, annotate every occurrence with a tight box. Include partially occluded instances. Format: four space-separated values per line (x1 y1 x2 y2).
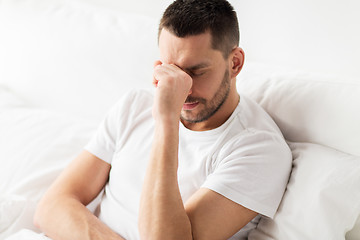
0 85 100 239
5 229 50 240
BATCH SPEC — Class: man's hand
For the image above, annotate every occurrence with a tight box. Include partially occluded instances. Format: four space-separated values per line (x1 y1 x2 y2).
152 60 193 122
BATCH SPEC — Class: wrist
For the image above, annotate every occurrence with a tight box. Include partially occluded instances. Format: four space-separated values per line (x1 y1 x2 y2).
154 117 180 135
153 107 180 127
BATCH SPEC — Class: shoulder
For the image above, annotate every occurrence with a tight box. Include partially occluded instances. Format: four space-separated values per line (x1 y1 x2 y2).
99 88 154 134
233 94 283 135
216 94 292 169
219 128 291 164
109 88 153 119
113 89 154 110
205 128 292 219
219 94 290 158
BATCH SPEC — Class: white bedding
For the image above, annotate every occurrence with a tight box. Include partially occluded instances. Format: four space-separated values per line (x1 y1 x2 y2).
4 229 50 240
248 142 360 239
0 86 100 239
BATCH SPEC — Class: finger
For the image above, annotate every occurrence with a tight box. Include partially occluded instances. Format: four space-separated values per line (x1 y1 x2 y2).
153 66 168 87
152 75 159 87
153 60 163 87
153 60 162 68
153 66 171 87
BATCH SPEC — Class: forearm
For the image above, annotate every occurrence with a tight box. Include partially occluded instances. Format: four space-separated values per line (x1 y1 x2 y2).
138 121 192 240
34 196 124 240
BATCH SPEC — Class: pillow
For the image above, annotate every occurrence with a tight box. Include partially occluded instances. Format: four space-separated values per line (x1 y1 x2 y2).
0 85 26 108
248 142 360 240
0 95 100 238
0 0 158 123
237 62 360 156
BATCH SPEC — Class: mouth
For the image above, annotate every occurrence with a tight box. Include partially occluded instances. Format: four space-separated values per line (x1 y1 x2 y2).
182 101 199 110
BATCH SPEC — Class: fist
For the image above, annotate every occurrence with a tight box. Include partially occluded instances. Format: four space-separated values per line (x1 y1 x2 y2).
152 61 193 122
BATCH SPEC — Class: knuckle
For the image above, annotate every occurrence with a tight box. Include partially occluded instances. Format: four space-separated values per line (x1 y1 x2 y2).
178 70 190 81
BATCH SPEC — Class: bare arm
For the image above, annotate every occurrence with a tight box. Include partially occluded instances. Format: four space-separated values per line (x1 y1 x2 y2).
34 150 124 240
138 63 257 240
139 117 192 239
138 63 193 239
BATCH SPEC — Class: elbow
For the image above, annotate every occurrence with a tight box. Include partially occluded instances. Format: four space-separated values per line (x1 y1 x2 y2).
33 198 46 230
33 195 53 231
33 210 41 229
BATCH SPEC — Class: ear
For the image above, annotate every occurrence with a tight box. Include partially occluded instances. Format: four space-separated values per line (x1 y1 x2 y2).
229 47 245 79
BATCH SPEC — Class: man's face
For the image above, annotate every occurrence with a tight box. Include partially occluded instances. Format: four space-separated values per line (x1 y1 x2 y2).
158 29 232 126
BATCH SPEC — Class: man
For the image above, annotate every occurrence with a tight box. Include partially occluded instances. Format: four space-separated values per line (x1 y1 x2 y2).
34 0 292 239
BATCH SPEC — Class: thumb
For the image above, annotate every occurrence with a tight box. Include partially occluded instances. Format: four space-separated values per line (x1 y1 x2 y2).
152 60 163 87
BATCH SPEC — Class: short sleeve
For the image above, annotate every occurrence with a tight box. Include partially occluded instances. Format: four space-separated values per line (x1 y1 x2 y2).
201 130 292 218
84 90 138 164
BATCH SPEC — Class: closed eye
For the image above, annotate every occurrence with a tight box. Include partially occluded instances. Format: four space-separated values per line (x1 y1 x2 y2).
184 63 211 78
190 71 206 77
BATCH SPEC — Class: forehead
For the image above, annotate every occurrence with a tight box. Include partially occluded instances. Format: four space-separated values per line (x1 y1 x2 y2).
158 29 221 68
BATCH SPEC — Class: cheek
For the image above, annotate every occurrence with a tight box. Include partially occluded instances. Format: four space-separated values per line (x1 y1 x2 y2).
192 74 222 97
191 63 227 96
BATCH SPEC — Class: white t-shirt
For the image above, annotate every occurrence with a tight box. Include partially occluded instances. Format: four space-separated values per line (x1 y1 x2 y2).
84 89 292 240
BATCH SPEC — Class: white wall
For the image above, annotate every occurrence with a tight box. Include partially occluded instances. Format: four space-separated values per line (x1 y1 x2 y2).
237 0 360 80
78 0 173 21
78 0 360 80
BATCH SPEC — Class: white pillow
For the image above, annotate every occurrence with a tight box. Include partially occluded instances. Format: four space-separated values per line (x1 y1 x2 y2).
0 0 158 123
0 94 99 238
0 85 26 108
248 142 360 240
237 62 360 156
0 107 96 195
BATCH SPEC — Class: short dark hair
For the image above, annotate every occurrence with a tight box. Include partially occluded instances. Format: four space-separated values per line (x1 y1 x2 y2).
159 0 239 58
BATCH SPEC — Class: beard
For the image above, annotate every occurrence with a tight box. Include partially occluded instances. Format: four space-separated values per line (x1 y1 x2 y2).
180 69 230 123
